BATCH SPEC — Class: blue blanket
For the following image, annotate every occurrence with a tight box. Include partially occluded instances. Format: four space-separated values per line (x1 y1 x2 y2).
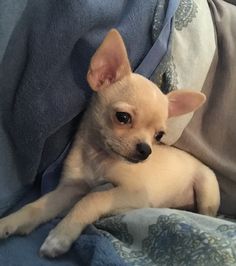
1 207 235 265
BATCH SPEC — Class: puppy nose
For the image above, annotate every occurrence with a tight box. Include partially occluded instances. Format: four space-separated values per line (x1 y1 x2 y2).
136 142 152 160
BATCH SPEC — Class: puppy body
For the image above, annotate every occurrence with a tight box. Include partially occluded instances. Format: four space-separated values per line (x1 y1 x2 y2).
0 30 220 258
63 73 219 214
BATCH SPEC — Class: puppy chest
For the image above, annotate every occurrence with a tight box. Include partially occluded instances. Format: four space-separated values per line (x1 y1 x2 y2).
83 161 108 189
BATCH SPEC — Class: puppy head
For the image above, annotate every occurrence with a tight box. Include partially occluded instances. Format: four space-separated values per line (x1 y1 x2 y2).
86 29 205 163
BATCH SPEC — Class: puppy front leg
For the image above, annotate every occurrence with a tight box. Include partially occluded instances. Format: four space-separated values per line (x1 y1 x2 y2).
40 186 148 258
0 183 85 238
194 167 220 216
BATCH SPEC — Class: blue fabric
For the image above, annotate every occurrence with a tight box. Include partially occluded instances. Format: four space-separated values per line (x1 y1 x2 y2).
2 207 235 265
40 143 70 196
95 209 236 265
135 0 180 78
0 221 129 266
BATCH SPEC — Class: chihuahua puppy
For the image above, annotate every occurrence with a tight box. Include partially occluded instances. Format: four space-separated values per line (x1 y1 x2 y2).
0 29 220 258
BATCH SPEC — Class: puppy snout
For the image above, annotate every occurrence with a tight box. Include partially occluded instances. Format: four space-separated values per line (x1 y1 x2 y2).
136 142 152 160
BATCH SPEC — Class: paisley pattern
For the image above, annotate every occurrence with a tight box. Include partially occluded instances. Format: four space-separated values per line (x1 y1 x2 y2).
152 0 169 42
150 54 178 94
151 0 198 95
175 0 198 30
95 215 133 245
143 214 236 265
95 209 236 266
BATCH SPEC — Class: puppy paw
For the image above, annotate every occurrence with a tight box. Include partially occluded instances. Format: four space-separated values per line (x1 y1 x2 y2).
0 212 38 238
39 230 73 258
0 218 17 239
200 205 218 217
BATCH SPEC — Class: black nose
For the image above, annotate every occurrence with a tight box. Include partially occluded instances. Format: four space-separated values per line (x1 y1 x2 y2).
136 142 152 160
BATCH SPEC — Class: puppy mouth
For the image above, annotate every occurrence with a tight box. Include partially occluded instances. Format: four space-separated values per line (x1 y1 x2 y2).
107 144 142 164
123 156 141 164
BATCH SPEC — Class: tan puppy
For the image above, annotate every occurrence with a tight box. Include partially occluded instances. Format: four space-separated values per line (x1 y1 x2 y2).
0 29 220 258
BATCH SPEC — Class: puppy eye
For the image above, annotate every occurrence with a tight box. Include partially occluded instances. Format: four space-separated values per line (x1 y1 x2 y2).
155 131 165 142
115 112 132 124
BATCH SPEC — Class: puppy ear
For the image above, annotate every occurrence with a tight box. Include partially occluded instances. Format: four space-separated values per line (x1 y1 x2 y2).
87 29 132 91
167 90 206 117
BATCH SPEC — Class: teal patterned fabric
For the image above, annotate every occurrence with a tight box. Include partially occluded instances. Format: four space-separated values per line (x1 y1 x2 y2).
96 209 236 266
175 0 198 30
150 0 198 94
